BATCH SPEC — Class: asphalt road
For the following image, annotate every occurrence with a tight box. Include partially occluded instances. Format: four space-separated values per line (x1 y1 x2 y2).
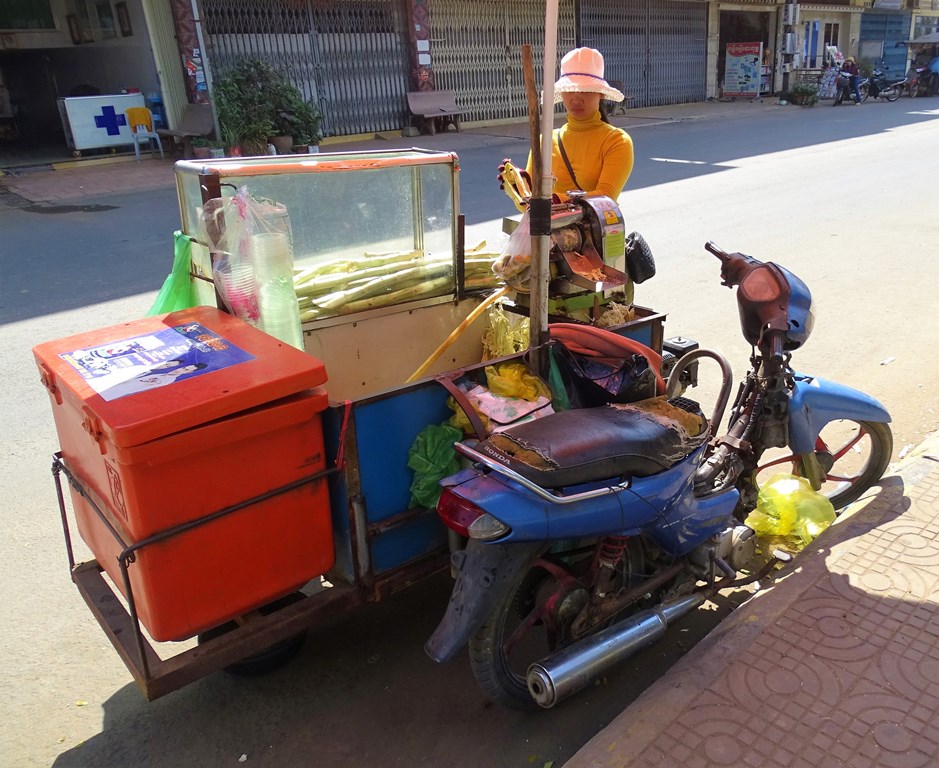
2 98 938 767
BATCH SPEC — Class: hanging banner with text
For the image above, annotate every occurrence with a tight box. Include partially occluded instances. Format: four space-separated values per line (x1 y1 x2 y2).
723 42 763 99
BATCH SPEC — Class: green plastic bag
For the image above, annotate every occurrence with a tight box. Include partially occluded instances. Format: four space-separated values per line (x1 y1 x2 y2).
745 472 836 549
407 424 463 509
147 231 198 316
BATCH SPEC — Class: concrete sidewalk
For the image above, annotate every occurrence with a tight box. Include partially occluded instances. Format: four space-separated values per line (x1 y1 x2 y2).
565 434 939 768
0 98 783 204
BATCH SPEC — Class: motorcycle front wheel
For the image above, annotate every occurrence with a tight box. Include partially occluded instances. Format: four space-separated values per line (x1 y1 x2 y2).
756 419 893 511
468 540 646 710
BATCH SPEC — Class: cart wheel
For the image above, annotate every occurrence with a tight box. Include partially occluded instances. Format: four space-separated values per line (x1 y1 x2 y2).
198 592 307 677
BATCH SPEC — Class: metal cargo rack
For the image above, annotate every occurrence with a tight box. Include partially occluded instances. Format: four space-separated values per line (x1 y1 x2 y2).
51 452 447 701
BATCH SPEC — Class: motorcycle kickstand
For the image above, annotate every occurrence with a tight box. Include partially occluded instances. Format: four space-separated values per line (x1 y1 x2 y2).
702 548 794 596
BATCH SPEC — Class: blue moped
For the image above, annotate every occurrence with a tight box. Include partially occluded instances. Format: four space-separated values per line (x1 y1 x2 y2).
426 241 892 709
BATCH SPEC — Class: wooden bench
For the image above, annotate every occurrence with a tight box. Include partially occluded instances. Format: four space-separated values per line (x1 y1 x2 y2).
157 103 214 158
406 90 463 135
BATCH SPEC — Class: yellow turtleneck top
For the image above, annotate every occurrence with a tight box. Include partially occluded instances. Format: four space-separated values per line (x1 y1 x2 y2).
527 111 634 201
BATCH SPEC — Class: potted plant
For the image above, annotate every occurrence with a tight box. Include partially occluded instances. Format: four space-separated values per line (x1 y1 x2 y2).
217 113 245 157
212 57 320 155
280 96 323 154
190 137 213 159
790 82 819 107
213 58 278 155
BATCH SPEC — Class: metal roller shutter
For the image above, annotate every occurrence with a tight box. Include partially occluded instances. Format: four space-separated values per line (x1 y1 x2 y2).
201 0 412 136
860 12 912 75
428 0 576 123
581 0 707 107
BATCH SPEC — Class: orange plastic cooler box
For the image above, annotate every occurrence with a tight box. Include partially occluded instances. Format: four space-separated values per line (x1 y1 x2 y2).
33 306 334 642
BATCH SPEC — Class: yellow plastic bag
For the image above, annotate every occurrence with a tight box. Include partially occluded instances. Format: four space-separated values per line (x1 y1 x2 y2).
485 362 551 402
745 473 836 550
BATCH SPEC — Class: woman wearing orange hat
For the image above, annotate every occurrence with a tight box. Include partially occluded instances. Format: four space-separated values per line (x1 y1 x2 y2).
535 47 635 201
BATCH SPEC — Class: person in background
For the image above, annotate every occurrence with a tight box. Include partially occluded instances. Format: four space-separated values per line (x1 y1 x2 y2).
499 48 634 204
926 53 939 95
842 56 862 104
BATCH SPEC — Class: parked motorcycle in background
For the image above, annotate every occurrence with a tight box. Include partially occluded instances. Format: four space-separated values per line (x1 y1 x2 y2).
909 63 939 97
833 67 862 105
426 241 893 710
862 65 906 102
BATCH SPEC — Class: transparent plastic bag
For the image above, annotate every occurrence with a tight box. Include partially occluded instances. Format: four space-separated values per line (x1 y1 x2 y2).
492 210 531 290
446 364 553 436
745 472 836 550
198 186 303 348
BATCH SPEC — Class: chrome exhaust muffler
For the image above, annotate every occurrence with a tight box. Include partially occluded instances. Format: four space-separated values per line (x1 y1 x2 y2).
526 593 705 708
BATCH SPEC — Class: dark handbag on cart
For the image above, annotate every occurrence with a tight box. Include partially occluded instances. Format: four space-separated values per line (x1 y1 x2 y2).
549 340 657 409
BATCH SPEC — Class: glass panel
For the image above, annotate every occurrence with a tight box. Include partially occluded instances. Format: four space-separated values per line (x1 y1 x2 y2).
175 151 458 323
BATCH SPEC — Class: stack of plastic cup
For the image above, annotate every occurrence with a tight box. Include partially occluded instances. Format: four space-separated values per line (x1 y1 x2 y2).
252 232 304 350
221 257 260 327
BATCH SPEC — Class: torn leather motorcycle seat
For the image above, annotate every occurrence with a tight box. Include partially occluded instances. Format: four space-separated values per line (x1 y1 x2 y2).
481 396 707 489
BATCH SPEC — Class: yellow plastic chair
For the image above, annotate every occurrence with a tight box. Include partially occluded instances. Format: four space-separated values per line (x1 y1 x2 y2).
125 106 164 160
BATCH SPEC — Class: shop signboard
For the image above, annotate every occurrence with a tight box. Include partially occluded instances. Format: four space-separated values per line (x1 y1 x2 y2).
57 92 145 151
723 42 763 100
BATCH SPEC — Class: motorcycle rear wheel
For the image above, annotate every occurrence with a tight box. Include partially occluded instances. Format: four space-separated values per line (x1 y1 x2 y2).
859 83 870 103
755 419 893 511
469 540 645 710
884 84 902 102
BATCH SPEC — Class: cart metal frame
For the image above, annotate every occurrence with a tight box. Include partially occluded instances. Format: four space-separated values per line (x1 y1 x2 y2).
51 452 448 700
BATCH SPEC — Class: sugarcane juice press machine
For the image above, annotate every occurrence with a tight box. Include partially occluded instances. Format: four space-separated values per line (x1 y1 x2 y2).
501 194 696 384
505 193 644 322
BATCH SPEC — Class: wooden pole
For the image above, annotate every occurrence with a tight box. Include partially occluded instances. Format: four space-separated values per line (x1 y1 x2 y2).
522 46 542 197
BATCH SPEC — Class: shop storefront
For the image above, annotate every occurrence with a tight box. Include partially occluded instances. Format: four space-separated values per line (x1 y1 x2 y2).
908 8 939 70
714 1 781 98
912 6 939 38
795 3 862 69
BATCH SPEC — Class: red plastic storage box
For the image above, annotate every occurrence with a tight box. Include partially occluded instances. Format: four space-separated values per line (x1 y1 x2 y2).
33 306 334 642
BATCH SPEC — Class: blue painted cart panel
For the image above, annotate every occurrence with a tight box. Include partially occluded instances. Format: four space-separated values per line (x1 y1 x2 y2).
323 308 665 584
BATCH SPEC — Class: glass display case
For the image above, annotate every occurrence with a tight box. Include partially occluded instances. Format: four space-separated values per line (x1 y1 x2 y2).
174 148 510 397
174 149 473 325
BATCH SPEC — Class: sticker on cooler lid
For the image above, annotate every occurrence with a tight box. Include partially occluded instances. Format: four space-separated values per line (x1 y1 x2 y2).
59 323 255 402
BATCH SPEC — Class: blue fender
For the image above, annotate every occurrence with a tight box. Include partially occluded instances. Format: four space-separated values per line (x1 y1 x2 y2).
425 539 545 663
789 373 891 454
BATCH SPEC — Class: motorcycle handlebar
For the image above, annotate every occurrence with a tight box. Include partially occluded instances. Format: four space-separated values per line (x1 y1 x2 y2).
705 241 758 288
704 241 729 261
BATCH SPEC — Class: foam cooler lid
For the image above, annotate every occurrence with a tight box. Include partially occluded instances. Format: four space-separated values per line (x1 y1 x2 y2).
33 306 326 449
